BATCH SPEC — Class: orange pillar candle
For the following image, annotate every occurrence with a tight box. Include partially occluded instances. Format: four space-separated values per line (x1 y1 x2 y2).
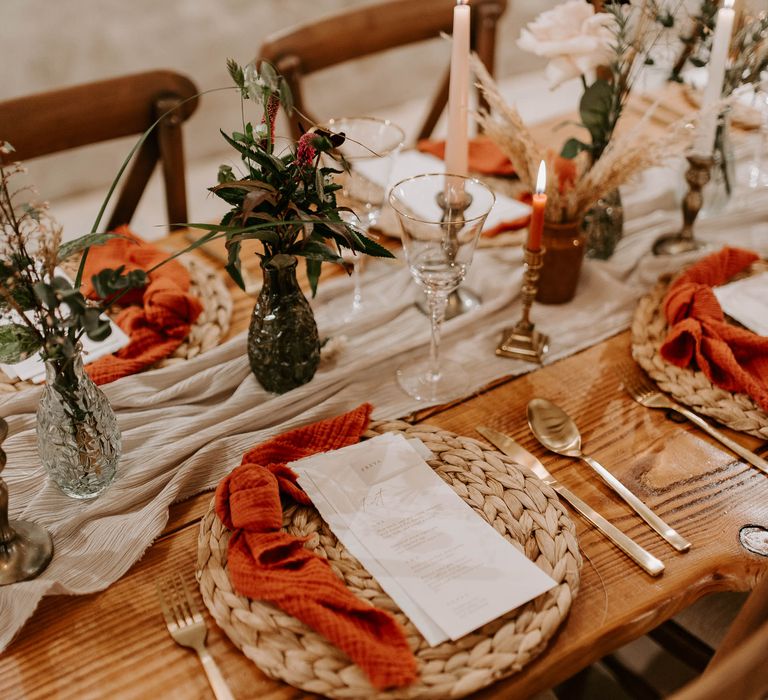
528 161 547 252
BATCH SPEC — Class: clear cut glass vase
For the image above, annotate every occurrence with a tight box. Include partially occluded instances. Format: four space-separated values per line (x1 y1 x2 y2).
247 254 320 394
584 188 624 260
37 350 121 499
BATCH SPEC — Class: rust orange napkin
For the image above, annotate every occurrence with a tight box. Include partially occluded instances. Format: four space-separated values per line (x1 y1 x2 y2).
417 135 516 176
661 247 768 412
214 403 418 690
82 226 203 385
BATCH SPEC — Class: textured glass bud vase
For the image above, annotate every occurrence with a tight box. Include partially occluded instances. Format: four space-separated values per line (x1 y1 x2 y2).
584 188 624 260
248 254 320 394
37 351 121 499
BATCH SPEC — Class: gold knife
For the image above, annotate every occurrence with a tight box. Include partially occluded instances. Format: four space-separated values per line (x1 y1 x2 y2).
476 426 665 577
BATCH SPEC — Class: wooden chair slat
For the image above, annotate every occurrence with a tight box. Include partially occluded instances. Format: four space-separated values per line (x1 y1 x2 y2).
0 70 199 232
257 0 508 141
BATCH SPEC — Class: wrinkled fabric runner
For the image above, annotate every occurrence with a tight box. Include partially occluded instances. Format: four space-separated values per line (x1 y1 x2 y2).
1 172 767 653
82 226 203 384
661 246 768 412
215 403 417 689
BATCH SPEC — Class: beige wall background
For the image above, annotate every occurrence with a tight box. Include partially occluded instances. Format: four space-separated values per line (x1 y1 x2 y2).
2 0 556 207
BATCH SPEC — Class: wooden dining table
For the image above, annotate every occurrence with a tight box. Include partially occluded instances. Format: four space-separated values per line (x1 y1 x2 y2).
2 85 767 700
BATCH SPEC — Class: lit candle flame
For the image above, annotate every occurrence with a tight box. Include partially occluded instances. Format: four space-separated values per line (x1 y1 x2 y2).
535 161 547 195
723 0 734 8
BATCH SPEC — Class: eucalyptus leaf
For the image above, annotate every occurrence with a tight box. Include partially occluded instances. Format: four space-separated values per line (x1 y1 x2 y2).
90 266 148 299
86 321 112 342
33 282 57 308
560 138 589 159
0 323 41 363
579 79 613 143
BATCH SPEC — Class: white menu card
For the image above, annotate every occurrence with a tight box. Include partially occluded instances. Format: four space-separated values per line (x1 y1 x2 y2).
290 433 557 645
714 272 768 337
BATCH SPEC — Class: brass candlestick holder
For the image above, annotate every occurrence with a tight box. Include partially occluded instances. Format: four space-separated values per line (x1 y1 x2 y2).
496 247 549 363
653 153 714 256
0 417 53 585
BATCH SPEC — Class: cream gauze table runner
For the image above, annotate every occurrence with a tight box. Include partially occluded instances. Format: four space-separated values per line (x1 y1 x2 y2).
2 167 768 651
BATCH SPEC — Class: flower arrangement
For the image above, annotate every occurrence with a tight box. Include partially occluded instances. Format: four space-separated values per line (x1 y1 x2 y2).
210 60 394 295
474 0 694 224
670 6 767 199
0 143 148 370
672 4 767 93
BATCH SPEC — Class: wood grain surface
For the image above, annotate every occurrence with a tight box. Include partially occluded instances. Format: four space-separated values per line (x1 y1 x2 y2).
1 84 765 700
2 330 767 700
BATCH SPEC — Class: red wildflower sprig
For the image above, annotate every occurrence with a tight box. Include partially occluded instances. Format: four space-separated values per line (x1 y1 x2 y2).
296 132 317 169
261 94 280 149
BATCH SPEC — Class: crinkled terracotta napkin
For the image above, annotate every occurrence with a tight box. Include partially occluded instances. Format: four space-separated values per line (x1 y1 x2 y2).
661 246 768 412
82 226 202 385
214 403 418 690
417 135 515 176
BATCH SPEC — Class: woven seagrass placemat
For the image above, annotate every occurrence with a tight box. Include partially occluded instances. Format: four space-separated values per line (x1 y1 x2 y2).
631 266 768 439
0 255 232 394
196 420 582 699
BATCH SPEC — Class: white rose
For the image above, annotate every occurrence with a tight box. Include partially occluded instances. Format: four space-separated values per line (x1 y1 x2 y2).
518 0 615 88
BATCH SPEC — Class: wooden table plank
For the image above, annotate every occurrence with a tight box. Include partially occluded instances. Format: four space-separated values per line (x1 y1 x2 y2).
4 331 766 700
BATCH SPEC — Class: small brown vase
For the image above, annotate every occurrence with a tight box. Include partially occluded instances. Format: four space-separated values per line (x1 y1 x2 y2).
535 220 586 305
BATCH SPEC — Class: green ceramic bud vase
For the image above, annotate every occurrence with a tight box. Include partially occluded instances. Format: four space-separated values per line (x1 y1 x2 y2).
247 254 320 394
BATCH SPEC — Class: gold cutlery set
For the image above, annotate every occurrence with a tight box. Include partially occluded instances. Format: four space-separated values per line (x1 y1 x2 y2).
157 364 766 695
478 364 768 577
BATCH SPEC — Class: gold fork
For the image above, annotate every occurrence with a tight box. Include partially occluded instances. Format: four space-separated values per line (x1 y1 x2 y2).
620 361 768 475
157 575 235 700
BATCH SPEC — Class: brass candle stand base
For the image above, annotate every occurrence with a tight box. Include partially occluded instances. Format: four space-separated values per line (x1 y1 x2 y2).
496 247 549 364
653 154 714 256
0 417 53 585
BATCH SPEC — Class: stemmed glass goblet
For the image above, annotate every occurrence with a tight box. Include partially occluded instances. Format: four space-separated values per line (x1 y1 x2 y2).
389 174 495 402
322 117 404 322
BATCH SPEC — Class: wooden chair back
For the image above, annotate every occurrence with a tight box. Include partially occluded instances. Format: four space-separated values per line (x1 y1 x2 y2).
0 70 199 231
257 0 508 141
669 574 768 700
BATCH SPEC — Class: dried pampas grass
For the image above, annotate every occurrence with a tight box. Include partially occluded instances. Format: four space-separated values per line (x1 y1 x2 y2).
471 53 699 223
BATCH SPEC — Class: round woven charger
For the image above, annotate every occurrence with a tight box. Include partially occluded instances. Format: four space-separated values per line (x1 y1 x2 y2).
196 420 582 699
0 255 232 394
631 267 768 439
